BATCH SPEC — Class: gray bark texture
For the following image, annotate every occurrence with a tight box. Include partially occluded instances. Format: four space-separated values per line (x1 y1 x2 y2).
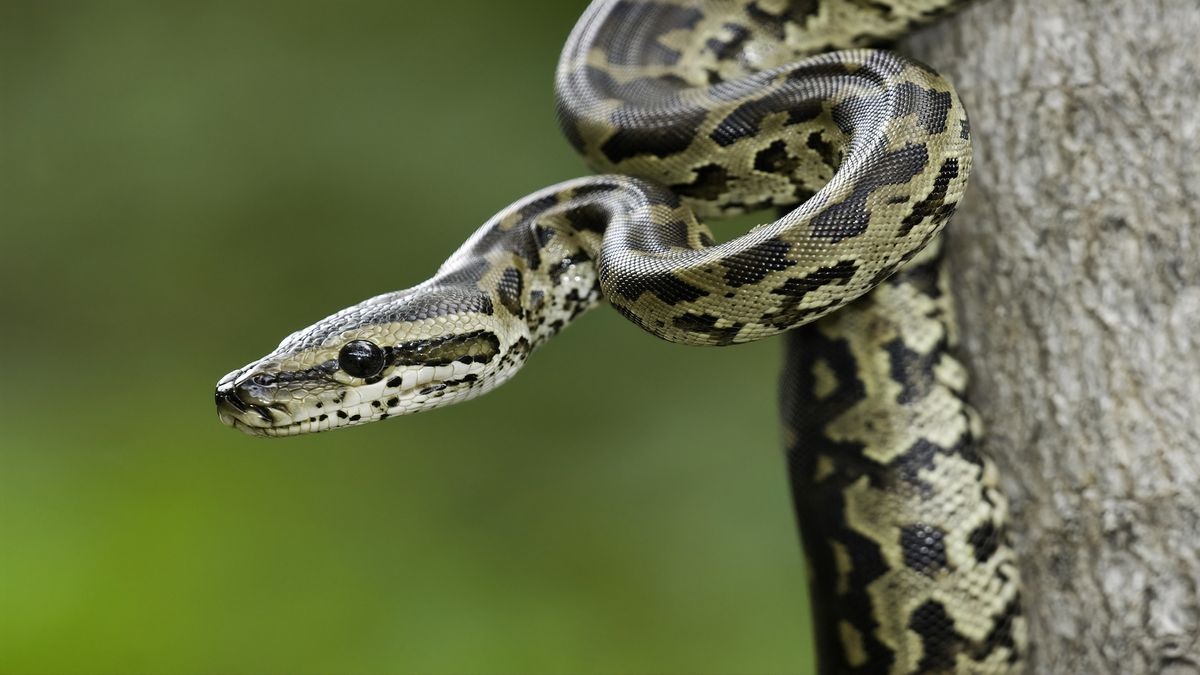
901 0 1200 672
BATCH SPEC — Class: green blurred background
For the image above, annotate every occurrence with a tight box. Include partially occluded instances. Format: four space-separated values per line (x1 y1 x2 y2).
0 2 813 672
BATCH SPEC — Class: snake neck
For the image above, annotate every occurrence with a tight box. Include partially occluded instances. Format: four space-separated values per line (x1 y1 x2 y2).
429 175 722 355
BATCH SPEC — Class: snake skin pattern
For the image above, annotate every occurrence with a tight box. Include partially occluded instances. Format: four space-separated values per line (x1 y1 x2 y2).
216 1 1025 671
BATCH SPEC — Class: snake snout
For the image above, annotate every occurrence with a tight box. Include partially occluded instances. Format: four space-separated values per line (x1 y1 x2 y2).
215 369 279 430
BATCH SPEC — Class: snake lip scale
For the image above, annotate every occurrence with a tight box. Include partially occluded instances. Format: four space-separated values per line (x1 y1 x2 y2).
216 1 1025 671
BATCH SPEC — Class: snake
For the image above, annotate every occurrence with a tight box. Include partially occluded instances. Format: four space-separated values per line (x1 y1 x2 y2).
215 1 1026 672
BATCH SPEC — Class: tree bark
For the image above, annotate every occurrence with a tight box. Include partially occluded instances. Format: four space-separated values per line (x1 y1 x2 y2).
899 1 1200 672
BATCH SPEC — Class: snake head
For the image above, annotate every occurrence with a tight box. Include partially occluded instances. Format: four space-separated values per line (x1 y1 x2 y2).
215 285 527 437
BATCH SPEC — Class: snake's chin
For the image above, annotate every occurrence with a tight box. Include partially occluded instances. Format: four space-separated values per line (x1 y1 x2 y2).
217 399 369 437
225 418 328 438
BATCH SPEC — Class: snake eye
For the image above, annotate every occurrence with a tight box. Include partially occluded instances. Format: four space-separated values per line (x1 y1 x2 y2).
338 340 386 379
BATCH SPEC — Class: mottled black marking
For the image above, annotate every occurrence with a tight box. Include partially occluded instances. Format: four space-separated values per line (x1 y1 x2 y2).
884 337 938 404
703 22 751 63
986 598 1024 664
671 163 730 201
603 267 709 306
722 236 795 287
786 59 862 84
392 330 500 367
419 383 447 396
671 312 745 345
968 521 1000 563
745 0 820 40
601 100 708 163
386 376 402 388
893 438 947 495
846 0 897 17
496 266 525 318
780 324 899 673
549 252 591 284
564 283 599 321
441 374 480 388
516 193 560 224
763 259 858 327
386 397 399 408
533 223 556 248
336 410 348 419
896 81 953 134
809 143 930 242
510 227 543 270
899 157 960 236
564 203 609 235
500 336 533 366
710 94 825 147
753 139 796 174
901 523 949 576
909 600 965 672
806 130 839 169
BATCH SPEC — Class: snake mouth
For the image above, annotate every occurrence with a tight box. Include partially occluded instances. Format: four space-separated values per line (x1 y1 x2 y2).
215 386 279 430
214 372 295 434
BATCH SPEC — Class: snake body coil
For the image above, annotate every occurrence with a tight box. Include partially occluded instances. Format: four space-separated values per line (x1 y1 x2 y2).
217 1 1025 671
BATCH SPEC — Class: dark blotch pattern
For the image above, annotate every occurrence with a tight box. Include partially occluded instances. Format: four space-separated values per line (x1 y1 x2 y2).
908 600 965 672
710 92 825 147
744 0 820 39
884 337 938 404
671 163 731 201
392 330 500 367
900 523 949 576
764 259 858 327
809 142 930 242
564 203 610 235
603 267 709 306
496 267 525 318
602 102 709 163
722 236 796 287
968 521 1000 563
899 157 960 236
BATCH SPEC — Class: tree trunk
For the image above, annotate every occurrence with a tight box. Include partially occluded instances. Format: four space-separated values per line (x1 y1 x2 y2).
899 1 1200 672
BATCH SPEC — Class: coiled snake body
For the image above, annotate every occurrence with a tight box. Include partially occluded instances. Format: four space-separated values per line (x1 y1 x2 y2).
217 1 1026 671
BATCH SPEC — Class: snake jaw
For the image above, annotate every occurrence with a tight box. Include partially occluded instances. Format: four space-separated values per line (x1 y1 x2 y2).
215 365 295 434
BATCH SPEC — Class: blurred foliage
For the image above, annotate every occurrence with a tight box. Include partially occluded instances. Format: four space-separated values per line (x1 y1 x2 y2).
0 2 813 673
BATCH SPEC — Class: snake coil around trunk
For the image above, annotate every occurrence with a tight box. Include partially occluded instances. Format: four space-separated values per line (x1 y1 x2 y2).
217 1 1026 671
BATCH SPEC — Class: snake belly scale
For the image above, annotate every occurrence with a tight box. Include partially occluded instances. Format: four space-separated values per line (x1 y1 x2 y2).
216 1 1026 672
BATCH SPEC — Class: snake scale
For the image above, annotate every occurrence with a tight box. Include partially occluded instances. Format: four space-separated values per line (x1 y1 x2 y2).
216 1 1026 672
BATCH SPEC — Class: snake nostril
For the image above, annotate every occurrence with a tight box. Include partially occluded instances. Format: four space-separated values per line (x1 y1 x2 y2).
214 383 276 424
215 384 249 412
